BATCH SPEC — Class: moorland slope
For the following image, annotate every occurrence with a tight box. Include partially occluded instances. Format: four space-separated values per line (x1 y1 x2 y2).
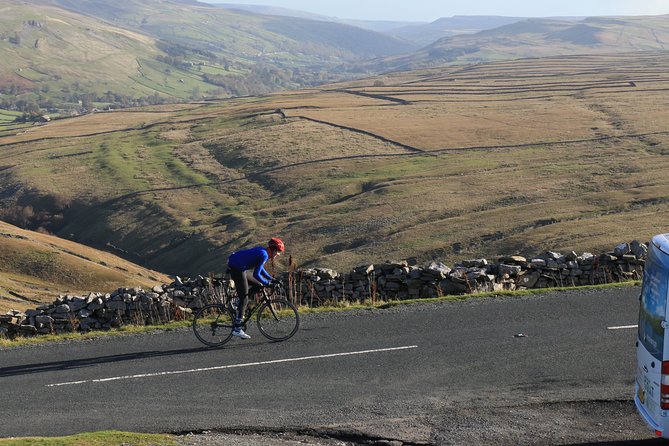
1 52 667 276
0 221 170 313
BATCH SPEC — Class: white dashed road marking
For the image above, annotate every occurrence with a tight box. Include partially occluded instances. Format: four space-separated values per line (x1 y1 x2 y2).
46 345 419 387
607 325 638 330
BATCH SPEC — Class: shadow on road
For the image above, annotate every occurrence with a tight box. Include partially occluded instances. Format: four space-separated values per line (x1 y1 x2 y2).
0 345 218 378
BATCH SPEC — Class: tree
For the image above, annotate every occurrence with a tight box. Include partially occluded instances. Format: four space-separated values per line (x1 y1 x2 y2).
81 95 94 111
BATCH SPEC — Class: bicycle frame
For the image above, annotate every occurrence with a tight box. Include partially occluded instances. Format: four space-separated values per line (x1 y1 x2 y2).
238 288 279 324
209 278 282 323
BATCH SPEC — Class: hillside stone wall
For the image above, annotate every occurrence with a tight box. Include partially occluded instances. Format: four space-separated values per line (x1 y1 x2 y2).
283 241 647 304
0 241 647 338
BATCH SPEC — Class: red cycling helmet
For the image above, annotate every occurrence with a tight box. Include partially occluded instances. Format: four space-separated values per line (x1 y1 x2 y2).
268 237 285 252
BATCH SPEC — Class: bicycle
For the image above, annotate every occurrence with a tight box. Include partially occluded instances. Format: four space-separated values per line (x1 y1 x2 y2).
192 277 300 347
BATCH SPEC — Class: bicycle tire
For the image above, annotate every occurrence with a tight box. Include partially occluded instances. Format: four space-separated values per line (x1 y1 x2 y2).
256 298 300 342
192 303 235 347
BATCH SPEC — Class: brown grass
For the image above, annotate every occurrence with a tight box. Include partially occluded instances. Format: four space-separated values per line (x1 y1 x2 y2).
0 111 175 145
0 221 170 313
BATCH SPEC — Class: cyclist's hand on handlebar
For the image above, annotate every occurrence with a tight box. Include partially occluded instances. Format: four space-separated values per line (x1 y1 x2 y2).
268 280 282 290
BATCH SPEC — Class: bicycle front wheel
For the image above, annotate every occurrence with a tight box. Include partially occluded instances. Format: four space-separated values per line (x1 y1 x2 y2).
192 304 235 347
256 298 300 342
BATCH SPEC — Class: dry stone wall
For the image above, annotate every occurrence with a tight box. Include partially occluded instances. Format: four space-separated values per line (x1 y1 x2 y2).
284 241 647 304
0 241 647 338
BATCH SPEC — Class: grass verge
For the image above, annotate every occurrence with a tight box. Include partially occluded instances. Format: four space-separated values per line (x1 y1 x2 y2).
0 281 640 349
0 430 178 446
375 280 642 309
0 321 192 348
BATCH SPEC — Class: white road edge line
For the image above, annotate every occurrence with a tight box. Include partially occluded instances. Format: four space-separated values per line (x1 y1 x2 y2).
607 325 638 330
46 345 419 388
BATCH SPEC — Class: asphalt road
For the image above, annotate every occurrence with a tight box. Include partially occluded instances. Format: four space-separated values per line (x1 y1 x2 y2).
0 286 661 444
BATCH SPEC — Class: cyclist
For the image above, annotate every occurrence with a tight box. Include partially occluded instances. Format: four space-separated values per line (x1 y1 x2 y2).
227 237 285 339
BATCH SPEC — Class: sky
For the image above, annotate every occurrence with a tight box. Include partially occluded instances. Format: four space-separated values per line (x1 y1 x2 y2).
208 0 669 22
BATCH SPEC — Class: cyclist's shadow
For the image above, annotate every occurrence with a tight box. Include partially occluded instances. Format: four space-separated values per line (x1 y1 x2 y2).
0 344 235 378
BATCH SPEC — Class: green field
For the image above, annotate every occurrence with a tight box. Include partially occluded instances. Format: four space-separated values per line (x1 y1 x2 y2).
0 109 21 124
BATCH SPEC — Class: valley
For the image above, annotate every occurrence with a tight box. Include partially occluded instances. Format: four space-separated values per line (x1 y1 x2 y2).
0 0 411 117
2 0 669 119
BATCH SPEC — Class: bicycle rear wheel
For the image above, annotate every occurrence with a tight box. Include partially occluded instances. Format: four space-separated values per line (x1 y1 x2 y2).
256 298 299 342
192 304 235 347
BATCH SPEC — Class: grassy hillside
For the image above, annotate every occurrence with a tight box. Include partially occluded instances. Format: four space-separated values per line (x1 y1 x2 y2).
0 221 170 313
0 52 667 277
214 3 422 34
0 0 411 117
368 15 669 71
211 6 524 44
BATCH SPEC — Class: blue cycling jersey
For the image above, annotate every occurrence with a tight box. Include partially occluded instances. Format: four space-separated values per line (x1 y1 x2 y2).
227 246 273 286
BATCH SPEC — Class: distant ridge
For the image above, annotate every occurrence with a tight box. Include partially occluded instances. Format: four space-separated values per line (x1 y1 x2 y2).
388 15 527 46
214 3 332 21
365 15 669 71
214 2 422 33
